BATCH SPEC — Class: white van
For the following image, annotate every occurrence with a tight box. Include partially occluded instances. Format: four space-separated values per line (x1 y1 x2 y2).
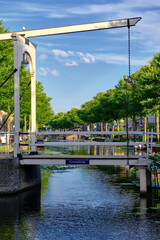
1 135 6 143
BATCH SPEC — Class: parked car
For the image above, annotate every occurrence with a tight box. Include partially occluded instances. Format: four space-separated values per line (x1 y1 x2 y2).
10 135 14 143
44 135 50 141
0 135 6 143
36 139 44 149
134 143 146 150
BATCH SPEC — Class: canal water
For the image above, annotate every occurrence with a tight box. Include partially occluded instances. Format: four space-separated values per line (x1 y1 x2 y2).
0 146 160 239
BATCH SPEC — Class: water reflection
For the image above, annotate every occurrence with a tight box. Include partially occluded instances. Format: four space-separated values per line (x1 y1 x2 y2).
39 168 160 239
0 167 160 239
0 186 41 239
41 144 146 157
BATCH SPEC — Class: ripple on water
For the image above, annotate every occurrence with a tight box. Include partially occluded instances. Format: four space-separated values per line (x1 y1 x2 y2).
0 166 160 240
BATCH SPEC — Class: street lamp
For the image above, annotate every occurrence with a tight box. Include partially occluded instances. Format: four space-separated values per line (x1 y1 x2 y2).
124 76 135 86
22 52 29 67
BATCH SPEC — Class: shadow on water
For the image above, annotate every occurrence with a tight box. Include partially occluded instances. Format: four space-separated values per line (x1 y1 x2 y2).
0 186 41 239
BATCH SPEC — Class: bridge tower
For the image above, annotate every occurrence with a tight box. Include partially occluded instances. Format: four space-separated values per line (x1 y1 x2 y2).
11 34 37 157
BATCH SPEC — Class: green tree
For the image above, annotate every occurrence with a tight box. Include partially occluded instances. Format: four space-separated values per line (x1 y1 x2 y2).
133 53 160 115
95 88 122 122
62 108 84 129
79 92 105 124
50 112 65 129
50 108 83 130
36 81 54 129
0 20 14 114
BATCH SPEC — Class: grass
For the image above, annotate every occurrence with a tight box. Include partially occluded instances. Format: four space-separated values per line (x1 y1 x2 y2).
41 165 75 171
0 145 13 153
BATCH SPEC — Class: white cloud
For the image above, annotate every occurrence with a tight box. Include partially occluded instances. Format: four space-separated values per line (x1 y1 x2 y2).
67 1 160 16
65 61 79 67
51 49 95 66
76 52 84 57
38 67 48 76
49 69 60 77
51 49 69 58
94 53 150 66
39 54 48 61
67 51 75 56
80 53 95 64
86 53 95 63
3 0 160 19
81 56 91 64
38 67 59 77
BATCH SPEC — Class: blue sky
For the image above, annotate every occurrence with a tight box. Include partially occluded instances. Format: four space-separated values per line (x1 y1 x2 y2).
1 0 160 113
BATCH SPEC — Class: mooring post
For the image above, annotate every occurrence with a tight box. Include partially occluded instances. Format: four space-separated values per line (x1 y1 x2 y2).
139 167 152 194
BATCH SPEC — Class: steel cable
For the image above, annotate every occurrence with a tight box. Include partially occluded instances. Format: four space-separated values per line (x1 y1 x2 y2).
0 80 31 130
0 68 17 88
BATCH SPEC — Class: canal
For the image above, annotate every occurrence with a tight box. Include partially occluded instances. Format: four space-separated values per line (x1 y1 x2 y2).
0 146 160 239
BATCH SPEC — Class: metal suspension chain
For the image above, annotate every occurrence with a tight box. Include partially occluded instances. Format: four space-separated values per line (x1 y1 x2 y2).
0 68 17 88
126 19 131 163
127 19 131 77
20 80 31 100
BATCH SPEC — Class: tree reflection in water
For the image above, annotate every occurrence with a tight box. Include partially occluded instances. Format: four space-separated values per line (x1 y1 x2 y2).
0 186 41 239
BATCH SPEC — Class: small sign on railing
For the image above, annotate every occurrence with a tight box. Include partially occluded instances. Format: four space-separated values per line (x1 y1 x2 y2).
66 159 89 165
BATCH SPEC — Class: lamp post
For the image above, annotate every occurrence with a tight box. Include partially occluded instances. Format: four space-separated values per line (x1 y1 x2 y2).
22 51 29 67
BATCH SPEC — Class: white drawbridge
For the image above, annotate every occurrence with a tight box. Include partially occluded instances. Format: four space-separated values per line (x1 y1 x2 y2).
0 17 141 157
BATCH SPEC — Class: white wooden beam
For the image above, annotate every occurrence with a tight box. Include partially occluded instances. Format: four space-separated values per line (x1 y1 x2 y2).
11 34 37 156
23 141 143 146
0 17 141 41
27 130 144 135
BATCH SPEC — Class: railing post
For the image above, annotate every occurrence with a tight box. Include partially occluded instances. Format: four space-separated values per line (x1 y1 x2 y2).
151 128 153 152
144 116 147 142
28 134 30 154
157 110 159 142
147 129 149 155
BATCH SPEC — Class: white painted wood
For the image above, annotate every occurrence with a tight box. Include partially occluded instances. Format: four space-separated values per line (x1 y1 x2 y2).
20 157 148 166
11 34 37 156
0 18 141 41
13 36 21 157
28 141 143 146
22 154 139 159
28 130 145 135
29 52 37 152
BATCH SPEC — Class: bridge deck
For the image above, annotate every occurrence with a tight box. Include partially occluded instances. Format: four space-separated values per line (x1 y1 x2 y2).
21 141 144 147
20 155 149 167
